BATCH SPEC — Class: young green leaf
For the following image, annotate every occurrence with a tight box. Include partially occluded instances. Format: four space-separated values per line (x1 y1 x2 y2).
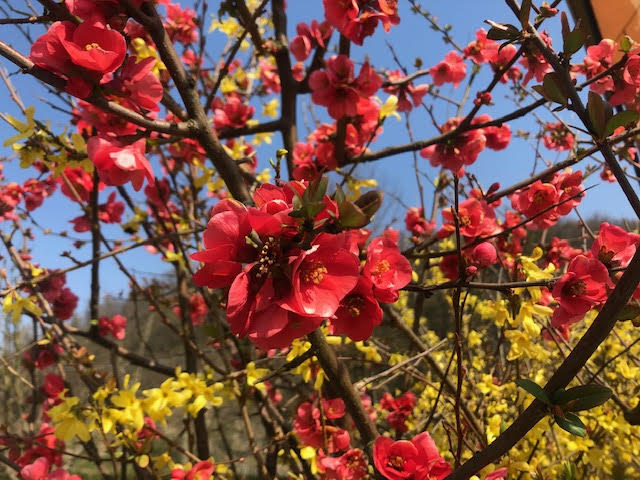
553 384 613 412
604 110 639 137
554 412 586 437
515 378 551 405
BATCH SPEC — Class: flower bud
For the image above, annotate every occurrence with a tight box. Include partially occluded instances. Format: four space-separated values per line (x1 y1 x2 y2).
472 242 498 268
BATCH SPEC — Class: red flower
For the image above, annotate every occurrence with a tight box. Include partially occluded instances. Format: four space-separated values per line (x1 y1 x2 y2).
323 0 399 45
520 31 552 85
227 271 323 350
510 180 559 230
291 20 333 61
20 457 81 480
405 207 435 242
439 196 500 241
552 170 584 216
165 3 198 44
546 237 582 268
473 115 512 151
189 293 208 326
60 18 126 74
294 401 350 452
323 398 346 419
212 94 255 130
384 70 429 112
490 43 521 83
318 448 368 480
420 117 486 174
98 314 126 340
429 51 466 87
373 432 452 480
171 460 214 480
281 233 360 318
484 468 508 480
331 276 383 341
463 29 499 64
58 167 104 203
591 222 640 268
108 57 163 111
191 199 255 289
380 392 416 433
574 39 616 94
87 137 154 191
52 288 78 321
542 122 575 151
363 236 412 303
310 56 382 119
42 373 65 399
551 255 613 328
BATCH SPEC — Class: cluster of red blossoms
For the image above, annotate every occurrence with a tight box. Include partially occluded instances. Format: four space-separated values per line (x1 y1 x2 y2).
542 121 575 151
310 55 383 120
380 392 416 433
292 96 383 180
404 207 435 243
510 170 584 230
572 39 640 107
419 115 511 175
191 180 411 349
322 0 399 45
551 222 640 330
28 0 207 192
19 457 80 480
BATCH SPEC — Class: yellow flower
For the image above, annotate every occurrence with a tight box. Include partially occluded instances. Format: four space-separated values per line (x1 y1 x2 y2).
48 395 91 442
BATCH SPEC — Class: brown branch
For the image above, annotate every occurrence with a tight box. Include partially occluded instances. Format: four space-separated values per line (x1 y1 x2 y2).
307 329 379 448
272 0 298 177
0 40 197 136
127 1 251 203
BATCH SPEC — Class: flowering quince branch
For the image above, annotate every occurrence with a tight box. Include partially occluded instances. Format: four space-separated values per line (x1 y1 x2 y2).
445 246 640 480
0 40 197 136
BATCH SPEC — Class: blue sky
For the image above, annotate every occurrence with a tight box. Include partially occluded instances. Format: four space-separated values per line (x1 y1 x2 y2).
0 0 634 310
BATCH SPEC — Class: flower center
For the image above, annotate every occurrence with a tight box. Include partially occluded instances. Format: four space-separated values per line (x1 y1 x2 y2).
598 246 615 265
346 295 365 317
387 455 404 470
372 259 391 277
84 42 101 51
459 214 471 226
302 261 328 285
533 190 548 205
256 237 280 278
564 279 587 297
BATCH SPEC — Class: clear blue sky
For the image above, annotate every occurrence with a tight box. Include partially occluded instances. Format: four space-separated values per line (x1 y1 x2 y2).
0 0 634 311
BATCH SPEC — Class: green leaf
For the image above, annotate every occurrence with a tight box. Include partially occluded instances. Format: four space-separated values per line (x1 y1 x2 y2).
553 384 613 412
587 91 608 137
604 110 639 136
519 0 532 28
617 303 640 322
303 175 328 205
562 461 577 480
515 378 551 405
540 73 568 105
621 35 633 53
334 184 346 206
338 201 368 228
354 190 383 220
554 412 586 437
563 29 584 56
560 12 571 41
485 21 521 41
